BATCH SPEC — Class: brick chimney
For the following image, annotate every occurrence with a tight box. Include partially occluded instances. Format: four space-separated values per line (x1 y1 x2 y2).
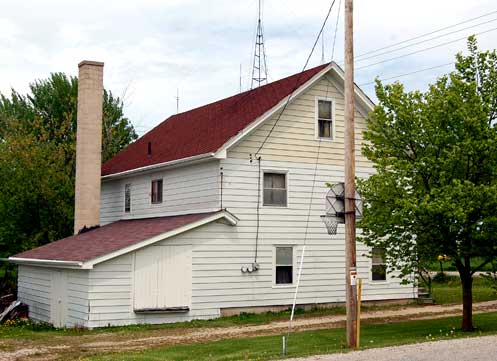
74 60 104 234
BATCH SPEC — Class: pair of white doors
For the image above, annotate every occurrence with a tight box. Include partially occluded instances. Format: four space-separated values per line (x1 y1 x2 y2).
133 245 192 311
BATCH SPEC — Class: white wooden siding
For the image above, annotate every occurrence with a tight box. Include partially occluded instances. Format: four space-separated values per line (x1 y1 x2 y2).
17 266 89 327
19 68 415 328
228 74 370 168
17 266 52 323
87 239 212 328
100 160 221 225
213 156 414 307
216 73 414 305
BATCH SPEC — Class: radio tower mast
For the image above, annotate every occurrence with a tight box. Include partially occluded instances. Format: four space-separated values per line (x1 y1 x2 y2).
250 0 268 89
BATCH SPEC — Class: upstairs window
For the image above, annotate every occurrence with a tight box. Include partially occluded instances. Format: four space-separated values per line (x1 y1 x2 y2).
317 99 333 139
372 248 387 281
124 183 131 213
263 173 287 207
275 246 293 285
151 179 163 204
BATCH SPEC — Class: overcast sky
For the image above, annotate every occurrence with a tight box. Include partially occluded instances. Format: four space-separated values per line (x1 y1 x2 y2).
1 0 496 135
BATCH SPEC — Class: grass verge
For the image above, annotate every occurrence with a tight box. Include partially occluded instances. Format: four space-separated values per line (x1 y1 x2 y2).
430 276 497 304
0 306 348 340
426 258 495 272
85 312 497 361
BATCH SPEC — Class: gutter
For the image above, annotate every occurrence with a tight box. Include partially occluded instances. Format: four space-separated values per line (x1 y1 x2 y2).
101 152 217 181
8 257 83 269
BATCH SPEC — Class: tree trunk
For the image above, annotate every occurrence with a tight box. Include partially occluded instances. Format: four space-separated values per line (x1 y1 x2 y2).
460 269 473 331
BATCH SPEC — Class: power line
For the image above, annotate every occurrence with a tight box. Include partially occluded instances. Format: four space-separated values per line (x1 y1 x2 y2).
251 0 338 278
254 0 337 157
355 17 497 64
331 0 342 60
355 9 497 60
355 26 497 71
358 62 455 87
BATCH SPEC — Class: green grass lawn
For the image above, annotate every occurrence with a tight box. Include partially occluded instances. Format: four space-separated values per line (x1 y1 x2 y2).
430 276 497 305
86 312 497 361
1 277 494 342
0 306 348 341
427 258 495 272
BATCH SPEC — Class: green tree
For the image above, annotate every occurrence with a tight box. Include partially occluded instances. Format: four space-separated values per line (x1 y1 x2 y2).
0 73 137 290
358 37 497 331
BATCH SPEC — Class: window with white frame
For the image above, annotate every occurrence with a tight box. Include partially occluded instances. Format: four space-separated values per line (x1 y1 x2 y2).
151 179 163 204
124 183 131 213
263 172 287 206
371 248 387 281
275 246 293 285
317 99 333 139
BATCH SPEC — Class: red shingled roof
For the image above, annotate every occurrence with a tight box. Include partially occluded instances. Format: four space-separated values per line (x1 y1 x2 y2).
13 212 221 263
101 63 329 176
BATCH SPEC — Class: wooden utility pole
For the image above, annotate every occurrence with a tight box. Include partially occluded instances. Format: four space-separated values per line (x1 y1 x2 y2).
344 0 358 348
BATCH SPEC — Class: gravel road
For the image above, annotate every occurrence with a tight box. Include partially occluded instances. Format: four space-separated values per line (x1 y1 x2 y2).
289 335 497 361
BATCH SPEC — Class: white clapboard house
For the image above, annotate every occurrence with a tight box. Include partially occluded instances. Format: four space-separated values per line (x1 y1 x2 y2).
9 61 416 328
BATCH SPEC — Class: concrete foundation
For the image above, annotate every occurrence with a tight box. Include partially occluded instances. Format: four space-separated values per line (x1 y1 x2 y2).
220 298 416 317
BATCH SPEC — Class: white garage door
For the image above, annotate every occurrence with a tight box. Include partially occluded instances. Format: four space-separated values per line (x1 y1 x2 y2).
133 245 192 311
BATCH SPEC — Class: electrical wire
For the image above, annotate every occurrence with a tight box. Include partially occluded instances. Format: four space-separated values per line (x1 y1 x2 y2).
331 0 342 60
358 62 455 87
355 17 497 64
254 157 261 263
254 0 337 158
251 0 337 268
355 9 497 60
355 26 497 71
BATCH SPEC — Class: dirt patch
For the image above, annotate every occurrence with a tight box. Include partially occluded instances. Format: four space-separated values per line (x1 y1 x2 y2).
1 300 496 361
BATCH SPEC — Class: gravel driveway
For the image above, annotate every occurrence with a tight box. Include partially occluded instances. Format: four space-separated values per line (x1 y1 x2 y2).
289 335 497 361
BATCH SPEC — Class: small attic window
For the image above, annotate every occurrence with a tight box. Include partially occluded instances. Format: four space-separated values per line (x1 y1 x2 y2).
317 99 333 139
148 142 152 157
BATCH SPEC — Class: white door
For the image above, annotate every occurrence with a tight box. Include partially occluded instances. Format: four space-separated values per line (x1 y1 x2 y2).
50 270 68 327
134 245 192 310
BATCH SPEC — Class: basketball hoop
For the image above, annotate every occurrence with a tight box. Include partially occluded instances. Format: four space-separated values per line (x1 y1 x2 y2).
321 182 363 236
320 215 340 235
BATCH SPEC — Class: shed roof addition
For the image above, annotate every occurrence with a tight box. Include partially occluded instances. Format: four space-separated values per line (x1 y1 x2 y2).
10 211 237 268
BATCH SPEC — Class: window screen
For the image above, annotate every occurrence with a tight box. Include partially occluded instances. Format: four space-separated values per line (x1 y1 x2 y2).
263 173 287 206
318 100 333 139
275 246 293 285
151 179 163 204
124 183 131 213
372 247 387 281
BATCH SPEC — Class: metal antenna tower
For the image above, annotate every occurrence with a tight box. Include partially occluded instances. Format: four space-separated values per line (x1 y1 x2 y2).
250 0 268 89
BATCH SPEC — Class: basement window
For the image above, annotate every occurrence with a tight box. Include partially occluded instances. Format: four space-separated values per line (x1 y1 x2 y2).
151 179 163 204
275 246 293 285
372 248 387 281
317 99 333 139
263 173 287 207
124 183 131 213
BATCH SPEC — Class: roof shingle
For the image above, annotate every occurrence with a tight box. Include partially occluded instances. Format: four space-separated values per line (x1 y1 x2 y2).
13 212 221 263
101 63 329 176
